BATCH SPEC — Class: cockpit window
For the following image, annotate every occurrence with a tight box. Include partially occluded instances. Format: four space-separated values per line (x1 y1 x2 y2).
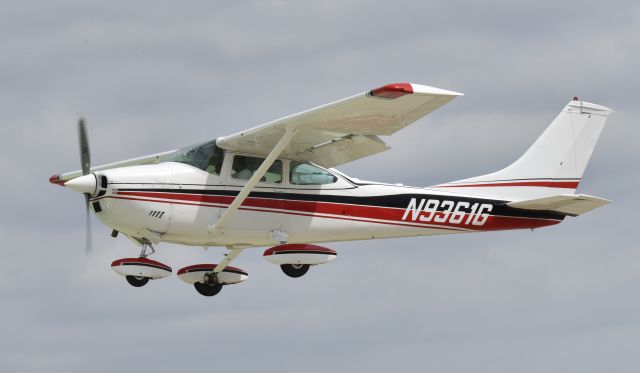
290 161 337 185
166 139 224 175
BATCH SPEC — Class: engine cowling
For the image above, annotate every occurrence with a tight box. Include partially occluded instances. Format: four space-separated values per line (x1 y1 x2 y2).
263 244 337 266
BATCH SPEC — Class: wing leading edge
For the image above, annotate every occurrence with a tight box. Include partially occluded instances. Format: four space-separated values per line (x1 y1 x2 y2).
217 83 463 168
51 150 176 185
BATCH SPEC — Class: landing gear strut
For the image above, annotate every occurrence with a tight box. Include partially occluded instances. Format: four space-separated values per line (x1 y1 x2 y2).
138 240 155 258
281 264 310 278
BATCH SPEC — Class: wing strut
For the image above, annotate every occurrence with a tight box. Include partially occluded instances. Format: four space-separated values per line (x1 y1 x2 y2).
208 128 298 238
213 247 245 274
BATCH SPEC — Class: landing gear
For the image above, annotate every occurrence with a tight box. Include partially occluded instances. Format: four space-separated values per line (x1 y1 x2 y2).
281 263 310 278
126 275 150 287
193 272 223 296
123 240 155 288
138 240 155 258
194 282 223 296
111 240 173 288
177 262 248 297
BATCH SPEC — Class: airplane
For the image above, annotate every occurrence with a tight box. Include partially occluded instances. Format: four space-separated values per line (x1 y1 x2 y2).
49 83 612 297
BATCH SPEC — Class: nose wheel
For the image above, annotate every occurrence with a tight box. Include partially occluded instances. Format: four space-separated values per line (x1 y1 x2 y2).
124 241 155 287
111 240 172 288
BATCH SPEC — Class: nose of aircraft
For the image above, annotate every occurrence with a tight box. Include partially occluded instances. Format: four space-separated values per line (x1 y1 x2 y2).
64 174 97 195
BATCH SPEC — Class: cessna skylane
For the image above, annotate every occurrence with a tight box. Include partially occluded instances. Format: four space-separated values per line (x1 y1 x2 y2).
50 83 612 297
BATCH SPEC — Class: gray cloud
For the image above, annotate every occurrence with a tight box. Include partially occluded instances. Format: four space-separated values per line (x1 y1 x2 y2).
1 1 639 372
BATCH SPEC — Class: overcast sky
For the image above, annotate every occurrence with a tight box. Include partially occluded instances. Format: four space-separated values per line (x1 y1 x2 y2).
1 1 639 372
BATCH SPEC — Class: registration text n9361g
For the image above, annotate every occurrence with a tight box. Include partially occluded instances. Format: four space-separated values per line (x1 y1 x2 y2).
402 198 493 226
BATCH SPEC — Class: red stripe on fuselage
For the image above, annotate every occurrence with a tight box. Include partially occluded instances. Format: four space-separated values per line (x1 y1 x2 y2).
111 190 561 231
104 195 466 231
435 180 579 188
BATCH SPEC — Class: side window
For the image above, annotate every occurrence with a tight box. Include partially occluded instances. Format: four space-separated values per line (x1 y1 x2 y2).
231 155 282 183
289 161 337 185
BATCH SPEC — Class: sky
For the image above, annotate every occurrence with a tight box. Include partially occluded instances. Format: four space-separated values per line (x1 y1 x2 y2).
1 1 639 372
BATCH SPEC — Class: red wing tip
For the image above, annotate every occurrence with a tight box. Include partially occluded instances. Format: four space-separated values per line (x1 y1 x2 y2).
49 174 65 186
369 83 413 99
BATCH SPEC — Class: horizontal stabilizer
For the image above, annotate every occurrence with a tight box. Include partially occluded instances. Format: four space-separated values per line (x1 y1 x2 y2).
507 194 609 217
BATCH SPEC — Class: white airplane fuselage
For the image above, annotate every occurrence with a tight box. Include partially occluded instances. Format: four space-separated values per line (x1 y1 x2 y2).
90 156 565 248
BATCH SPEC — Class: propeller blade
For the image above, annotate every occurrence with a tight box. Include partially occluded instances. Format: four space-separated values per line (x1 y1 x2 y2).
79 118 93 253
78 118 91 176
85 194 92 253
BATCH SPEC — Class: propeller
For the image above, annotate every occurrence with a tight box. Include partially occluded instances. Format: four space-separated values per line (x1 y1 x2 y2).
78 118 92 253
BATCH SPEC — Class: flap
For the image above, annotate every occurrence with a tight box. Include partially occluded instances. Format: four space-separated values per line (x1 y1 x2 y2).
295 134 390 168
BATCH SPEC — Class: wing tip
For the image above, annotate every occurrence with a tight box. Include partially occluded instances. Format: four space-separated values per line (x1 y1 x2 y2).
369 83 414 99
369 83 463 99
409 83 464 96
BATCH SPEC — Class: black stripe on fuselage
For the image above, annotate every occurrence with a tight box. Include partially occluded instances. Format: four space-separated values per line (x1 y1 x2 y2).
116 187 565 221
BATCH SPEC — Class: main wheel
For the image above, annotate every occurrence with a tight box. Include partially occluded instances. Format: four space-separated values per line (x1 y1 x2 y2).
281 264 310 278
126 275 150 287
194 282 223 297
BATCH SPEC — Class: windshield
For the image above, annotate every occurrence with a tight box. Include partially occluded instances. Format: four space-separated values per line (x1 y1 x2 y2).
165 139 224 175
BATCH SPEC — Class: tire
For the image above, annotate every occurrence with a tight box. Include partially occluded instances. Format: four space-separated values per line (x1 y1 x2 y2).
126 275 150 287
281 264 310 278
194 282 223 297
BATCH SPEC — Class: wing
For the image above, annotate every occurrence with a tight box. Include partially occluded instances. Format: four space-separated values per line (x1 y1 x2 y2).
217 83 463 168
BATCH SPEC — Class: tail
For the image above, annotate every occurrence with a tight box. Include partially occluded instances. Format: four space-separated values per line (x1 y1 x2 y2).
434 99 612 201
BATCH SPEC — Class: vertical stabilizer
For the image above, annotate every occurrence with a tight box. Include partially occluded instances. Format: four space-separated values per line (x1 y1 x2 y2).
433 99 612 201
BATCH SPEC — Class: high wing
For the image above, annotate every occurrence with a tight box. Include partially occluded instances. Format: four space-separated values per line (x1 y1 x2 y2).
216 83 463 168
52 83 461 184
